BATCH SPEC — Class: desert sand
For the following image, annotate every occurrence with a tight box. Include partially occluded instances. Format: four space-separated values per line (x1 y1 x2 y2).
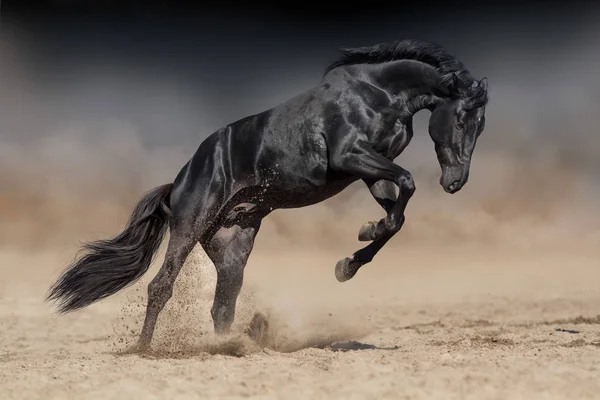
2 168 600 399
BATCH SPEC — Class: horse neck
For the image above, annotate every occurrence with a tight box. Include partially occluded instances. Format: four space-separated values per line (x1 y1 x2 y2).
364 60 451 121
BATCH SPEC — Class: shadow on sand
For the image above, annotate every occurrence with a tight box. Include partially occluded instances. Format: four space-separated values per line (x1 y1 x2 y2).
112 312 400 359
327 341 400 352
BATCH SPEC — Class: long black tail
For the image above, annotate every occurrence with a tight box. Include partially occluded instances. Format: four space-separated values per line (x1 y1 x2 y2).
46 183 173 314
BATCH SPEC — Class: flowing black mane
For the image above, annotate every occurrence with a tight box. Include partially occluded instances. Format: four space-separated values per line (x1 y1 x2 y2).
325 39 488 107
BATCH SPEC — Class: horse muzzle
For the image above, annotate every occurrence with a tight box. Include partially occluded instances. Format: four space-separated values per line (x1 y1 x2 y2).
440 165 469 194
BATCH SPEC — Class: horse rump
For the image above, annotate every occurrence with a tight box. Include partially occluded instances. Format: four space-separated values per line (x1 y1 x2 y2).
46 183 173 313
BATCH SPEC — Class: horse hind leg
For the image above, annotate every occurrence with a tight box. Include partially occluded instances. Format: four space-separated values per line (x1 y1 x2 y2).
136 226 196 351
203 218 261 336
135 183 239 350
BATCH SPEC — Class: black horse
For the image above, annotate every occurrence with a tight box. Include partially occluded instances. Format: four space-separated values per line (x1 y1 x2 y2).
47 39 489 350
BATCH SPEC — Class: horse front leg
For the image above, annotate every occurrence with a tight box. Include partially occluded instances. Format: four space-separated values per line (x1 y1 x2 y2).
358 179 397 241
329 143 415 282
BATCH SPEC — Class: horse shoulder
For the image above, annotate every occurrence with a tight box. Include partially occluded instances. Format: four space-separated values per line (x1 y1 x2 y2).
385 119 414 160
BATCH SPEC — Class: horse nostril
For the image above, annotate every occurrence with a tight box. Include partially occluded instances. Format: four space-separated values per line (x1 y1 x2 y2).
447 180 460 193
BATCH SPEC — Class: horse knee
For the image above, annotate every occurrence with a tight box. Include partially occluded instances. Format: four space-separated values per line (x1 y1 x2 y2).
384 214 406 233
399 174 415 197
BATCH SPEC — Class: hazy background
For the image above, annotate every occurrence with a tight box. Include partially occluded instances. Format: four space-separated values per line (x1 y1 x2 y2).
1 0 599 259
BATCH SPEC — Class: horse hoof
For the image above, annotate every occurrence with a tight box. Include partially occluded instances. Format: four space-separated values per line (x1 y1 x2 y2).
125 340 151 354
358 221 377 241
245 312 270 347
335 257 358 282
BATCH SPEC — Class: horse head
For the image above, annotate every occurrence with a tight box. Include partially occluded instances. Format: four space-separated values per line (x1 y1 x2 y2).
428 75 489 193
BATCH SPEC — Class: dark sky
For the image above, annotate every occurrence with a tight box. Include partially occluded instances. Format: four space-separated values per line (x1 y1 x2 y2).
1 0 600 167
6 0 597 79
3 0 572 17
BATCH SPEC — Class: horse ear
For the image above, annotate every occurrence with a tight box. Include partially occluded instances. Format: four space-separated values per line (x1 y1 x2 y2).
479 77 488 91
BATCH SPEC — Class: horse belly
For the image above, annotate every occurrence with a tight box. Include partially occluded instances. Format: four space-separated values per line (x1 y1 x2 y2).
271 178 354 209
259 133 351 208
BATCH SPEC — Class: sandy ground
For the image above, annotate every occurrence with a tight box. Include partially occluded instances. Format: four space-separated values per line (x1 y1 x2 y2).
2 225 600 400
